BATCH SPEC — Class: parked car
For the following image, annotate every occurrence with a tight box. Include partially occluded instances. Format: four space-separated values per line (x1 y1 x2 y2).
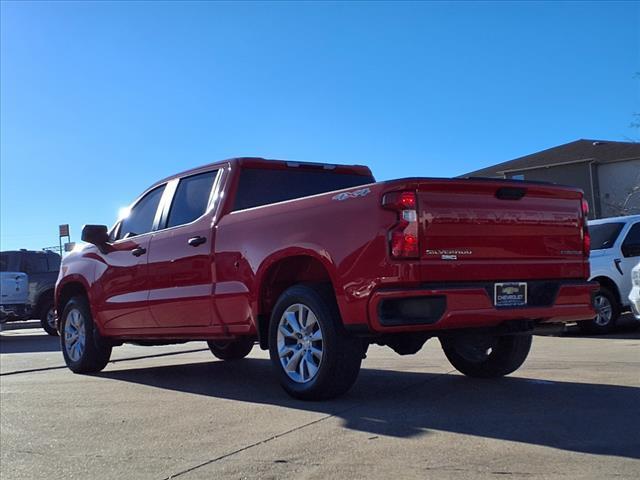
0 250 61 335
56 158 596 400
1 269 29 328
584 215 640 333
629 262 640 321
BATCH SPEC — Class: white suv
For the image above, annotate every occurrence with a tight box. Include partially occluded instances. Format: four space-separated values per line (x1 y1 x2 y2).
629 262 640 320
585 214 640 333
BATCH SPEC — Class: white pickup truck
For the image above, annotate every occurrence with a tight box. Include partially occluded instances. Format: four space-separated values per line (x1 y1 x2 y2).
585 214 640 333
0 250 61 335
0 271 29 328
629 262 640 320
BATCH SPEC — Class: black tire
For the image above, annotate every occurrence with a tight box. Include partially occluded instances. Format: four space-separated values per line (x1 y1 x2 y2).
39 298 58 336
578 286 620 334
440 333 532 378
268 284 363 401
207 337 254 360
60 295 112 373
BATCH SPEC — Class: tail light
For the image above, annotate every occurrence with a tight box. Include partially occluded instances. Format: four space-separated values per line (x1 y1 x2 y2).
382 191 419 259
581 198 590 256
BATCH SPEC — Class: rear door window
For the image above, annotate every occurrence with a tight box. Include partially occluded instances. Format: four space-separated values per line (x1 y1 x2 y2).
622 222 640 257
21 253 49 274
233 168 374 211
589 223 624 250
117 185 166 240
166 170 218 228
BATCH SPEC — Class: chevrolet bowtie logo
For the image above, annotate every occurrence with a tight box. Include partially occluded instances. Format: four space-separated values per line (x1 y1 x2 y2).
502 286 520 294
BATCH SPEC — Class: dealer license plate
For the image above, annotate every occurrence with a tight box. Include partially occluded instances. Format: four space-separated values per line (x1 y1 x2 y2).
494 282 527 307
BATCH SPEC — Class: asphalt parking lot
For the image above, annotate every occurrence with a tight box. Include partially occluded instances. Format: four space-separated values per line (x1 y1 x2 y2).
1 320 639 480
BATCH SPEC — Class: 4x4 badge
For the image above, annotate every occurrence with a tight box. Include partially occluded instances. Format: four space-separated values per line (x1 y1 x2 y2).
332 188 371 201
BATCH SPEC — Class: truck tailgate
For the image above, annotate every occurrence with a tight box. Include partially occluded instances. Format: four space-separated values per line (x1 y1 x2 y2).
416 179 587 282
1 272 29 305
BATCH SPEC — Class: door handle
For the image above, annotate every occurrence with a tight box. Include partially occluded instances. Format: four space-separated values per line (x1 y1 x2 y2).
614 258 623 275
131 247 147 257
188 236 207 247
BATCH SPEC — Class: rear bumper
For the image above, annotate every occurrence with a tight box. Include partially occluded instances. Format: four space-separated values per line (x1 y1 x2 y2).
366 280 598 333
0 304 31 322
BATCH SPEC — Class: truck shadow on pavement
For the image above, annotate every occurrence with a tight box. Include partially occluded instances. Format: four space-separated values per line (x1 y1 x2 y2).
0 333 60 354
100 358 640 460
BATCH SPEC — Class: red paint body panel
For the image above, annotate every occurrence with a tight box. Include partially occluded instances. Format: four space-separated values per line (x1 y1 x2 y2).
56 158 596 342
147 219 216 328
367 282 596 334
93 236 157 329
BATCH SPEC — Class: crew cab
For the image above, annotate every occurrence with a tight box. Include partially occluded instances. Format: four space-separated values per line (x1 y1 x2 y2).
1 250 61 335
56 158 596 400
584 215 640 333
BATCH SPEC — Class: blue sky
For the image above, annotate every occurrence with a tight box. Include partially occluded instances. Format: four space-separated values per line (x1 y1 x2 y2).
1 1 638 251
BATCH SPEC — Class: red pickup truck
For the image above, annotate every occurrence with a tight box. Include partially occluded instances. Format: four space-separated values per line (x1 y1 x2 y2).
56 158 596 399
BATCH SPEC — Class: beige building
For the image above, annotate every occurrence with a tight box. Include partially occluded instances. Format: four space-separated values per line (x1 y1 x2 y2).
462 139 640 219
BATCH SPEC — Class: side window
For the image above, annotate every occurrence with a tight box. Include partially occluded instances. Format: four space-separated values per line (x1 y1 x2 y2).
117 185 166 240
621 222 640 257
47 254 61 272
166 170 218 228
21 254 48 274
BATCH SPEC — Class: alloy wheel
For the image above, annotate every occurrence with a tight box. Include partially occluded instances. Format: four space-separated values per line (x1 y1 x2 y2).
46 307 56 330
594 294 613 326
277 303 324 383
64 308 86 362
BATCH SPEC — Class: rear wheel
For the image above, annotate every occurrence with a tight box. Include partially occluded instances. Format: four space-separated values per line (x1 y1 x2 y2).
39 299 58 336
578 286 620 334
269 284 363 400
207 337 254 360
440 333 532 378
60 296 112 373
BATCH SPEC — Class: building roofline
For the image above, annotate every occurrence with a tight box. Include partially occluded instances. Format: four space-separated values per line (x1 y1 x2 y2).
498 157 596 173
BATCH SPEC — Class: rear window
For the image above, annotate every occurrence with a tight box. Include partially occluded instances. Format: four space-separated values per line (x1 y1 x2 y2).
0 253 11 271
21 253 49 274
233 168 374 211
47 254 61 272
589 222 624 250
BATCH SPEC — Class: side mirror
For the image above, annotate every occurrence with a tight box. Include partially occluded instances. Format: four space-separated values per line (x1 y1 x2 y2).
81 225 109 246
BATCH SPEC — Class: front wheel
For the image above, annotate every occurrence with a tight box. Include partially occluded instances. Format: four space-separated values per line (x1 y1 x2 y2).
40 300 58 336
269 284 363 400
60 296 112 373
440 334 532 378
207 337 254 360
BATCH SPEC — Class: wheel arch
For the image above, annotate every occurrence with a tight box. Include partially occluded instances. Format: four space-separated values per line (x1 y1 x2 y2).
34 288 55 317
56 279 91 318
255 253 337 349
591 276 622 306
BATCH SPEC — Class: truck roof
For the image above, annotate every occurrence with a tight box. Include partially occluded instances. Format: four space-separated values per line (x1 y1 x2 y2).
151 157 373 190
588 214 640 225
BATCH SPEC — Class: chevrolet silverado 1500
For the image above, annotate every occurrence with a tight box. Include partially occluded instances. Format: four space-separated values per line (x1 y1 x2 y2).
56 158 597 399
